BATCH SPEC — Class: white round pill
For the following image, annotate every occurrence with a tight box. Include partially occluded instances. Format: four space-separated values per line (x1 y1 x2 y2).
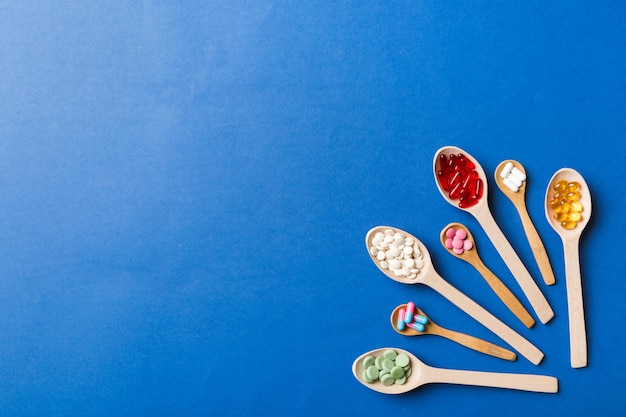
377 251 386 261
404 258 415 268
389 259 402 270
415 259 425 269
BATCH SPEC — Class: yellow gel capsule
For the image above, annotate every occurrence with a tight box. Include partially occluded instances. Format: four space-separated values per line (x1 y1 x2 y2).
568 212 582 222
570 201 584 212
555 212 568 221
560 201 571 212
561 220 578 230
550 200 561 210
555 180 568 191
567 182 580 192
566 191 580 201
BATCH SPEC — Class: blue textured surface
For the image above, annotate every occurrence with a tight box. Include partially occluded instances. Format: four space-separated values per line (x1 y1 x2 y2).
0 1 624 416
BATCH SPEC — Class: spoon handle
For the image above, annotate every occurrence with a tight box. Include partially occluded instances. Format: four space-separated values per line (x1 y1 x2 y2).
516 201 556 285
472 260 535 328
433 326 516 361
474 207 554 324
426 273 544 365
425 366 558 393
563 238 587 368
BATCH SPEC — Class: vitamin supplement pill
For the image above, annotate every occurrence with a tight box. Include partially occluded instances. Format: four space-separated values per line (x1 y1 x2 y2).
463 239 473 251
503 177 519 192
363 356 375 368
455 229 467 240
405 302 415 323
570 201 583 212
366 365 379 381
362 370 374 383
446 228 456 238
390 366 404 379
499 162 514 178
383 349 398 361
395 353 410 367
414 314 428 324
444 238 453 249
508 175 523 188
510 167 526 181
382 359 394 371
375 356 384 370
408 322 425 332
396 308 406 331
452 237 463 249
453 247 464 255
381 374 395 386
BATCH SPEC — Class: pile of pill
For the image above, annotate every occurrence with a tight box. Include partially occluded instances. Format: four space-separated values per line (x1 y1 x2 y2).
362 349 412 386
436 153 484 208
369 229 425 279
395 301 429 332
443 227 473 255
499 162 526 192
549 180 584 230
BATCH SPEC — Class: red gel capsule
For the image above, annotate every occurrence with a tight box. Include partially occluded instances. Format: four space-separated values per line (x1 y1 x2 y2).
449 182 463 199
474 178 484 199
459 195 478 208
437 170 451 191
449 171 462 187
439 154 448 169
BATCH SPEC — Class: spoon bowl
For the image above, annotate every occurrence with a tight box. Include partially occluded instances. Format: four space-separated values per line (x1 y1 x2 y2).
390 304 516 360
439 223 535 328
545 168 592 368
365 225 544 364
432 146 554 324
352 347 558 394
495 160 556 285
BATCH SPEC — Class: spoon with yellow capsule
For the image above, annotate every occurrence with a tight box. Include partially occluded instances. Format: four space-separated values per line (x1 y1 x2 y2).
545 168 592 368
495 160 556 285
390 303 516 361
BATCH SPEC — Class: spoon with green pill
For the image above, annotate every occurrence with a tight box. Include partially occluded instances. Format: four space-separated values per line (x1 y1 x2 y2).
390 304 516 361
366 226 544 365
352 348 558 394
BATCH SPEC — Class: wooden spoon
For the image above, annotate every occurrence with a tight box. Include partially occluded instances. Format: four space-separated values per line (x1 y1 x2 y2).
432 146 554 324
390 304 516 361
366 226 544 365
439 223 535 328
545 168 592 368
352 347 558 394
494 160 556 285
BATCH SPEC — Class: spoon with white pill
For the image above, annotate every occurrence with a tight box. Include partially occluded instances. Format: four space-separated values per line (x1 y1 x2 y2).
433 146 554 324
495 160 556 286
390 304 516 361
366 226 544 365
439 223 535 328
352 347 558 394
545 168 592 368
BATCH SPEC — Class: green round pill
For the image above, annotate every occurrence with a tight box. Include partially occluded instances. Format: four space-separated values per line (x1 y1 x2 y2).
382 359 394 371
381 373 395 386
374 355 384 370
395 376 407 385
383 349 398 361
390 366 404 379
362 355 375 368
365 365 379 381
395 353 410 368
362 370 374 383
405 367 412 377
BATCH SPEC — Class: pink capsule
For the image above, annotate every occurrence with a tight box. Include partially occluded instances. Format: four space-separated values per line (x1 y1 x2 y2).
405 302 415 324
396 308 406 331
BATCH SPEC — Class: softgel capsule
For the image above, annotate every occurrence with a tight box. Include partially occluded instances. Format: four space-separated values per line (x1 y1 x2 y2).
370 229 425 279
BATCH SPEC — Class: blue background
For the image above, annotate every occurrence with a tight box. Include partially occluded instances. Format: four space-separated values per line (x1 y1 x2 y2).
0 1 624 416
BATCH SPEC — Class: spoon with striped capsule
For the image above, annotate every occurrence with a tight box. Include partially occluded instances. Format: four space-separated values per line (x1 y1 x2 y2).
545 168 592 368
390 304 516 361
433 146 554 324
439 222 535 328
366 225 544 365
494 160 556 286
352 347 558 395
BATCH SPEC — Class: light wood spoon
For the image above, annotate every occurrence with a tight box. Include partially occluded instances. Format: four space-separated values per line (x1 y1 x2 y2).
439 223 535 328
433 146 554 324
366 226 544 365
495 160 556 285
352 347 558 394
390 304 516 361
545 168 592 368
